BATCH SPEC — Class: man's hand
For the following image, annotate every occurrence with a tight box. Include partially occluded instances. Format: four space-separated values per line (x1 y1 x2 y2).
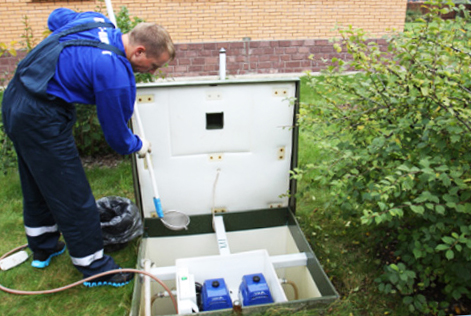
137 139 151 158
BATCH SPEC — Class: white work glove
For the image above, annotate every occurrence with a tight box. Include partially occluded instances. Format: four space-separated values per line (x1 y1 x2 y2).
137 138 152 158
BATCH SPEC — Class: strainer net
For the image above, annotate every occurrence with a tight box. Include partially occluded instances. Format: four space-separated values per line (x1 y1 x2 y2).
161 210 190 230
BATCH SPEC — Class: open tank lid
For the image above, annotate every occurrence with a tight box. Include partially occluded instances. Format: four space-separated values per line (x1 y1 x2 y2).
131 77 300 218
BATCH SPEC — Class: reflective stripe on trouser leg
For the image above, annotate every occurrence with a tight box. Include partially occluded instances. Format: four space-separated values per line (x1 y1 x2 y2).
4 91 118 277
16 151 61 253
24 224 59 237
23 224 61 253
70 249 104 266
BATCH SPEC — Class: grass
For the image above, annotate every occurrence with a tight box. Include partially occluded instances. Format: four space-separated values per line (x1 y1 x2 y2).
0 78 409 316
0 160 139 316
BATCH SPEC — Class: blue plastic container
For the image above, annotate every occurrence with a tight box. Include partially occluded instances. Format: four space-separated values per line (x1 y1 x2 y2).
201 278 233 311
239 273 274 306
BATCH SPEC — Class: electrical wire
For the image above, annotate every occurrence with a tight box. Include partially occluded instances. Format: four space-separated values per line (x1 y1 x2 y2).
0 244 179 314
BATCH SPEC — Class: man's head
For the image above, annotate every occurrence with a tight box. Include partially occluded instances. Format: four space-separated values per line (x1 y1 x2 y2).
125 23 175 74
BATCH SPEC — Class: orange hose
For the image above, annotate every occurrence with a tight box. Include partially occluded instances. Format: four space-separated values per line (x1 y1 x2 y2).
0 245 178 314
0 244 28 260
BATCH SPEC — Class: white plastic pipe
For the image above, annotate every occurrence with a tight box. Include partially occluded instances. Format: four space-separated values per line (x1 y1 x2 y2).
104 0 117 27
148 252 309 280
134 104 165 218
144 259 152 316
213 216 231 255
219 48 226 80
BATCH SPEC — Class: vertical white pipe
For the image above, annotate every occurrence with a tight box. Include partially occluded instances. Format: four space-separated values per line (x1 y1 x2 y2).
144 259 152 316
213 216 231 255
219 48 226 80
104 0 117 27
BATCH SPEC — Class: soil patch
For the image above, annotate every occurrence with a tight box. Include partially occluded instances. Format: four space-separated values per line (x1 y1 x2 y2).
81 153 127 169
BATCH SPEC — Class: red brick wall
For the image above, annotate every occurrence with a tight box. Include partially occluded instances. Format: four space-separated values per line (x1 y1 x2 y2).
0 51 26 86
0 0 405 84
1 38 390 83
162 39 365 78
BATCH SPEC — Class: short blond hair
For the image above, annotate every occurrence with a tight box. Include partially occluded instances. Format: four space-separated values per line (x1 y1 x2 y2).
129 23 175 61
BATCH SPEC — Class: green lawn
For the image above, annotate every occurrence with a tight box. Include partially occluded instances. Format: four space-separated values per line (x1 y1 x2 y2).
0 161 139 316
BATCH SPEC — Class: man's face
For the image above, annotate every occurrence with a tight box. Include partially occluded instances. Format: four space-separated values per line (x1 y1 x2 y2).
130 49 170 74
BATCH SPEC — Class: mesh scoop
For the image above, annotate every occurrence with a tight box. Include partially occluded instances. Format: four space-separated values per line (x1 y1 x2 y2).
161 210 190 231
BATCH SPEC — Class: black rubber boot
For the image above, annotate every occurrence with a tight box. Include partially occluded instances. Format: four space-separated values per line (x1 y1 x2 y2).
31 241 66 268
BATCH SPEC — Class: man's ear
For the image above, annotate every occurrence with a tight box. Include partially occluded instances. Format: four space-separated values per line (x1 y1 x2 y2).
135 46 146 56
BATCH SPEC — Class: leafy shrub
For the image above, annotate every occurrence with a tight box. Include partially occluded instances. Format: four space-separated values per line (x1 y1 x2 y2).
300 0 471 314
0 41 17 58
73 104 113 157
0 18 49 173
0 43 17 174
0 91 18 174
21 16 38 52
405 8 425 23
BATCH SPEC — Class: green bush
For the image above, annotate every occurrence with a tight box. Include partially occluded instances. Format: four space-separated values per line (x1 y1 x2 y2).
0 43 18 173
0 91 17 174
300 0 471 314
405 9 425 23
73 104 113 157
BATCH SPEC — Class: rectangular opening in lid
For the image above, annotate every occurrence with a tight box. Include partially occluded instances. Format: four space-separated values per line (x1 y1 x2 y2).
206 112 224 130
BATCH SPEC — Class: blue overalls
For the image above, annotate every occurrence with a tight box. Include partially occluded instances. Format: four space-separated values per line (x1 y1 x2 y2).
2 21 125 277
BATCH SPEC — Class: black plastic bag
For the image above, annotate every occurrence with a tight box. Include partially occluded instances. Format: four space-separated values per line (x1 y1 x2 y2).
96 196 143 252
